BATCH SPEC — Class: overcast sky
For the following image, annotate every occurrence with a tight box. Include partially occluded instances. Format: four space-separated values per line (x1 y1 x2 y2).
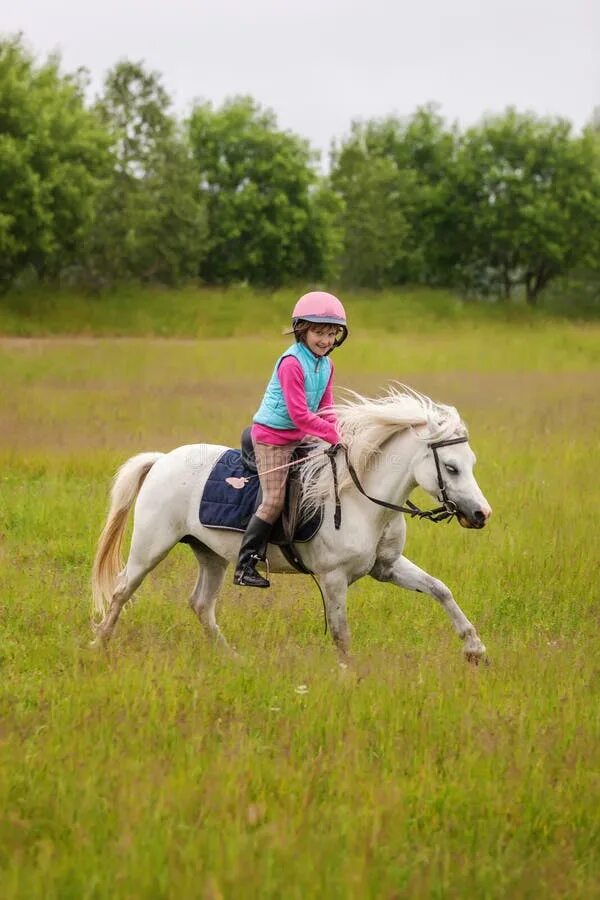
5 0 599 160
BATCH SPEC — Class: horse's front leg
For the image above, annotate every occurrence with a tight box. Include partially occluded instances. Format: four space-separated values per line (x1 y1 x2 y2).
319 570 351 662
371 554 487 664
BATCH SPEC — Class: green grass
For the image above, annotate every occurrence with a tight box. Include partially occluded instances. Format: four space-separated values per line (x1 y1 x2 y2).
1 320 599 897
1 283 597 339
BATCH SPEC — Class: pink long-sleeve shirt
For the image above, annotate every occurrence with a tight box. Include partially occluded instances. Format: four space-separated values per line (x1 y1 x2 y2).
251 356 341 446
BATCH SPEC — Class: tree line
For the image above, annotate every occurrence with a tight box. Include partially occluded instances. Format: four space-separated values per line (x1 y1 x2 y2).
2 35 599 303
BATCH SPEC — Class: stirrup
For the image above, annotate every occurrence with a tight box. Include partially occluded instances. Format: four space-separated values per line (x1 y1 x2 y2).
234 568 270 588
262 553 270 581
234 555 270 588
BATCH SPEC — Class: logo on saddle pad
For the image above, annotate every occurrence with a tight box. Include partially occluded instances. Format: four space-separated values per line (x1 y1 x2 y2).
225 475 248 490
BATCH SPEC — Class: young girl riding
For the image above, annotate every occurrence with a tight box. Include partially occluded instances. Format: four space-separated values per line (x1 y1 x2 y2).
234 291 348 587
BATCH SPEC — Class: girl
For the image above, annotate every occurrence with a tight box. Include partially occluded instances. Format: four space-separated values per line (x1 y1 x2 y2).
233 291 348 587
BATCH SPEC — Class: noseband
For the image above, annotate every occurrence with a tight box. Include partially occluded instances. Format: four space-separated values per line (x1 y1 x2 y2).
327 436 469 530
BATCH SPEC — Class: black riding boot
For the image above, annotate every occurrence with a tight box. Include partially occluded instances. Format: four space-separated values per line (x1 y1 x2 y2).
233 515 272 588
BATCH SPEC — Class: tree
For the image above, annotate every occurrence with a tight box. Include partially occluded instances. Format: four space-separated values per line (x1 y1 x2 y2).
330 107 456 286
0 36 111 288
188 96 336 285
436 110 600 302
330 136 414 287
587 107 600 137
89 61 207 284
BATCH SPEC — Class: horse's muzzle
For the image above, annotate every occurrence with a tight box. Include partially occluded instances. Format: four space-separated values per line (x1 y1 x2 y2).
457 508 488 529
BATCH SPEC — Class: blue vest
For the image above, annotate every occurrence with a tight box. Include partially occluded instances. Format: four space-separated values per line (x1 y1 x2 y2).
254 342 332 430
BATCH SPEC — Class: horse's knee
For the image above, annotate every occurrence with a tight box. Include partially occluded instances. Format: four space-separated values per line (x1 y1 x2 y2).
429 579 453 605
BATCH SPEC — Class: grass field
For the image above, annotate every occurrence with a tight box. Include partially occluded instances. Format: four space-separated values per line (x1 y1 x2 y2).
1 302 599 897
1 282 597 339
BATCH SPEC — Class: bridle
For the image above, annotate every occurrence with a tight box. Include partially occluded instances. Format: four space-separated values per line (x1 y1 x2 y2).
428 436 470 516
326 436 469 529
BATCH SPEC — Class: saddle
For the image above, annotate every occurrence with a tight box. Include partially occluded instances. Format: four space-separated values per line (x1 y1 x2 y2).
198 428 324 570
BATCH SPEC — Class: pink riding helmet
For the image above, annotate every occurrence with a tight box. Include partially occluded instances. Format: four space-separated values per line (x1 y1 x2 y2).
291 291 348 349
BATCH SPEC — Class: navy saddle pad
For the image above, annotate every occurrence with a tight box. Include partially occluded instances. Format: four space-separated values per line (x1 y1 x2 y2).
199 449 323 544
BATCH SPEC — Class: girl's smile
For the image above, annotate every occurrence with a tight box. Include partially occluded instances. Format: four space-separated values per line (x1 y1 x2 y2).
306 326 339 356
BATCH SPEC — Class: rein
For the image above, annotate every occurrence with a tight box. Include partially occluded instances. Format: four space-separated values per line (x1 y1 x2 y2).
229 437 468 527
228 437 468 529
325 437 469 530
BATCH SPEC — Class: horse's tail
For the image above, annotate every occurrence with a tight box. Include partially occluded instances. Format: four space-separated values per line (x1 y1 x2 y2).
91 452 163 620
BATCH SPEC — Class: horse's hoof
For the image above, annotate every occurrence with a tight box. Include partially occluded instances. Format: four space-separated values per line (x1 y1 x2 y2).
464 650 490 667
337 655 353 673
89 636 107 651
463 635 486 666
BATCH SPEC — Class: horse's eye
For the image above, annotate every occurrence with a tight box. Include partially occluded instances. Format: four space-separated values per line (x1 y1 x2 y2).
445 464 458 475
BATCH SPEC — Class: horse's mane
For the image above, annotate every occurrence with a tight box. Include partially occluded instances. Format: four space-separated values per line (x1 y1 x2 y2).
297 384 467 519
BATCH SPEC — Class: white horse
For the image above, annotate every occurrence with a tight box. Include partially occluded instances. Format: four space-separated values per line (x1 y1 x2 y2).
91 386 492 662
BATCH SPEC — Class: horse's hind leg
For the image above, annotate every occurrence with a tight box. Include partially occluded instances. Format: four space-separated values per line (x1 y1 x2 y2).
92 568 137 647
187 543 231 652
371 554 487 664
93 532 177 647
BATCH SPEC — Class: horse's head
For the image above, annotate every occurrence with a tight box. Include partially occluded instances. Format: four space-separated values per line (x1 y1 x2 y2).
411 428 492 529
330 385 492 529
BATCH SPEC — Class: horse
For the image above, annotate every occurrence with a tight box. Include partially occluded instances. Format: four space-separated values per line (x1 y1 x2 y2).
91 386 492 663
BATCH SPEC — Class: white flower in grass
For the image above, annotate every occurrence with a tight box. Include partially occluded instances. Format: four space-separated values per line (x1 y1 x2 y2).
295 684 309 695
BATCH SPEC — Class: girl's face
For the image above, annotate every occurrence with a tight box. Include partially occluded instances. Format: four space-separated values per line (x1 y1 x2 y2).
305 325 340 356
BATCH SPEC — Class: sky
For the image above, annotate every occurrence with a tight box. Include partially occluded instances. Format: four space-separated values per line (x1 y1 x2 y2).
4 0 599 161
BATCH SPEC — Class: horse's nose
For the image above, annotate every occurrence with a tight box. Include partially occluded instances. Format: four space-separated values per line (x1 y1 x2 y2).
473 509 487 527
